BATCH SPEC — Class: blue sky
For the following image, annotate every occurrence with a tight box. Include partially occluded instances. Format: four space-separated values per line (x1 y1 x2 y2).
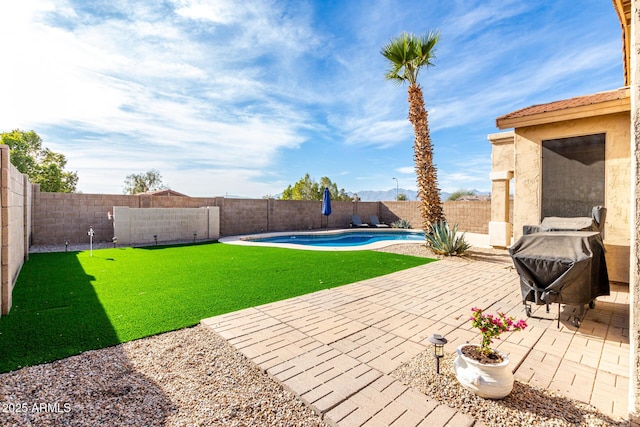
0 1 623 197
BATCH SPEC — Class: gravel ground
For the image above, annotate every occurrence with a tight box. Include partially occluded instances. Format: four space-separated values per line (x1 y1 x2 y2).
374 243 515 266
0 325 328 427
392 350 628 427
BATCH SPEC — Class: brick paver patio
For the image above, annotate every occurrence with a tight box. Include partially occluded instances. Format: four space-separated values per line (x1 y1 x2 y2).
202 251 629 426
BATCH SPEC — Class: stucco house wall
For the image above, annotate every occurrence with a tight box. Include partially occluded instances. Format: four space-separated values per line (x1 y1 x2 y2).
492 110 631 283
513 112 630 238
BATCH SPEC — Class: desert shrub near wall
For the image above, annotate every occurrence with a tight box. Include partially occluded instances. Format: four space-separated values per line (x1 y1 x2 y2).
425 221 470 256
391 219 412 229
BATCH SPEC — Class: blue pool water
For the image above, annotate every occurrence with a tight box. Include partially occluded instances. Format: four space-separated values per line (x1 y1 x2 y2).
249 230 425 247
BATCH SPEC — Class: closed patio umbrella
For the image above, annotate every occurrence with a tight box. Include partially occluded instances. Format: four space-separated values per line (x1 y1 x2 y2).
321 187 332 228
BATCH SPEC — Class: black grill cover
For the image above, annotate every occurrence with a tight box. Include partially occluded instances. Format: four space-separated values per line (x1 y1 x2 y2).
522 217 598 235
509 231 609 305
522 206 606 236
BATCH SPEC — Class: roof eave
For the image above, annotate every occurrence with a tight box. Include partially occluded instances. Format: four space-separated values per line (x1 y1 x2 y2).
612 0 631 86
496 96 631 130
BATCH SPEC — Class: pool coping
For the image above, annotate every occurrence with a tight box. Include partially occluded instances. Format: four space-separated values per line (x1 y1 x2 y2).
219 228 427 251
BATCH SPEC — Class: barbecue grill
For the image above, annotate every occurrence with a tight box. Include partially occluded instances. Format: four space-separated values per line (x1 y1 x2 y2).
509 207 609 327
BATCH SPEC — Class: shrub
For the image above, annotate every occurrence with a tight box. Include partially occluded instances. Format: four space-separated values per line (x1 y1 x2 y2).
470 307 527 356
391 219 412 229
425 220 470 256
447 189 475 201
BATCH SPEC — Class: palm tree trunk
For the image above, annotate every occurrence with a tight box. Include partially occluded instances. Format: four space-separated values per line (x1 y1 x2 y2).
407 84 445 231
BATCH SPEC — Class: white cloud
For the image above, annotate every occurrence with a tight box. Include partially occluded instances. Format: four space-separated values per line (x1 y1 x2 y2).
172 0 320 56
173 0 238 24
396 166 414 174
438 171 490 194
76 164 282 197
444 0 533 37
166 168 284 198
0 0 313 194
343 119 412 148
0 1 623 197
424 37 621 133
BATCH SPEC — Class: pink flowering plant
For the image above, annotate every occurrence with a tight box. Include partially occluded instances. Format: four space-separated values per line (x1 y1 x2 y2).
470 307 528 356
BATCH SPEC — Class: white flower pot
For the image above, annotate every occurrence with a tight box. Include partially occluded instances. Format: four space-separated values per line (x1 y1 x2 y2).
453 344 514 399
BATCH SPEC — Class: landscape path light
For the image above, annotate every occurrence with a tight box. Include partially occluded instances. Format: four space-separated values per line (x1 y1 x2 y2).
87 226 94 257
428 333 448 374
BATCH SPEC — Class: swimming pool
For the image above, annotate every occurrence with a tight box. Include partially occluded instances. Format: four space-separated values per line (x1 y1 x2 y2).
220 229 426 251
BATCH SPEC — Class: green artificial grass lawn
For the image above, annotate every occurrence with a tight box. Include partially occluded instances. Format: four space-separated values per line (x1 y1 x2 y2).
0 242 435 373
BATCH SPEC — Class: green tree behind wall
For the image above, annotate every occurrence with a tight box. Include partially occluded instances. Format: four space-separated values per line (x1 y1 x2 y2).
280 173 352 201
123 169 167 194
447 189 475 201
0 129 79 192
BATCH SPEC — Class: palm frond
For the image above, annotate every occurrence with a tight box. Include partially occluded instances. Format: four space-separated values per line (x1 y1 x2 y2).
381 31 439 85
384 71 407 85
418 31 439 63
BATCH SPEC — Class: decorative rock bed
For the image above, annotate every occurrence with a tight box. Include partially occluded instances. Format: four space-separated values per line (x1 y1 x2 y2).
0 326 328 427
393 348 628 426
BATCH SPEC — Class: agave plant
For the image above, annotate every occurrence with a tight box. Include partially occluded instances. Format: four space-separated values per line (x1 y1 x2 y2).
425 221 470 256
391 219 412 229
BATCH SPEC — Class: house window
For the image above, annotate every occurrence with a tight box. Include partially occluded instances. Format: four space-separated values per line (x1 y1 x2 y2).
541 133 605 219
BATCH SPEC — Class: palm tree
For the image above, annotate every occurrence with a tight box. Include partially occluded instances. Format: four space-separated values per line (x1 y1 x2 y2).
381 31 445 232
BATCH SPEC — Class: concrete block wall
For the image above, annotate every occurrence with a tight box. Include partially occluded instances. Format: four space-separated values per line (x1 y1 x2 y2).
268 199 317 231
378 200 497 233
0 145 30 315
378 201 421 228
142 195 220 209
24 180 32 253
6 164 26 284
336 202 364 228
30 193 494 244
351 202 379 226
113 206 220 245
443 201 491 234
32 193 229 244
218 198 269 235
32 193 138 245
